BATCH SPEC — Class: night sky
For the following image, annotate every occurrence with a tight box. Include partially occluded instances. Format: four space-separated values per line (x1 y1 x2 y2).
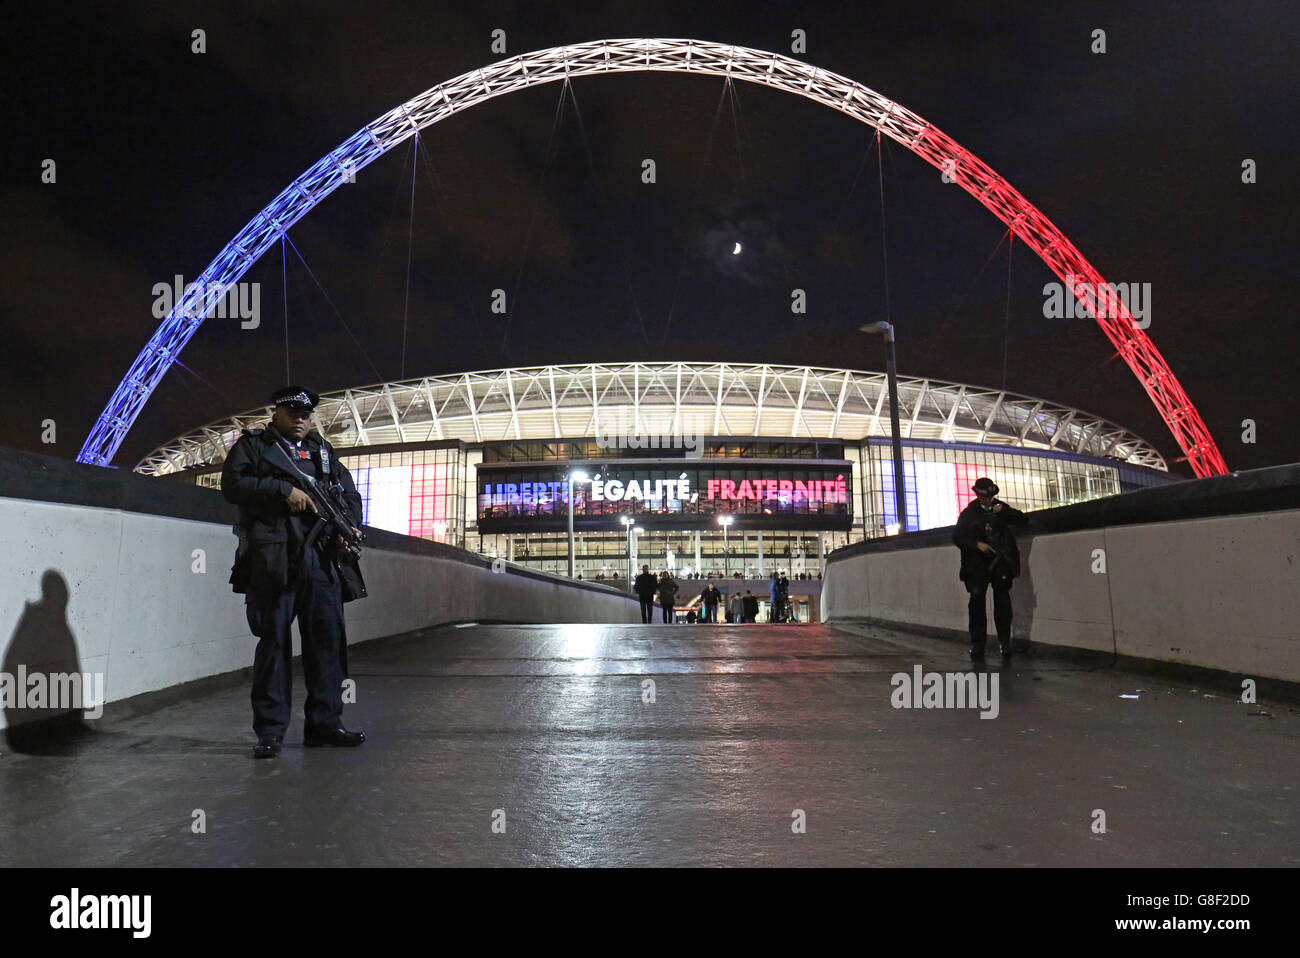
3 1 1296 476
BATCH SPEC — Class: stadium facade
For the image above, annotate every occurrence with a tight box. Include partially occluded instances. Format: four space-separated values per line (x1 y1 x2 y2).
147 362 1174 581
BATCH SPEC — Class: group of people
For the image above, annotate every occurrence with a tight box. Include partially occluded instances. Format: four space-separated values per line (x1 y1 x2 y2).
583 569 818 582
767 572 792 622
632 567 798 624
633 567 678 623
679 570 821 580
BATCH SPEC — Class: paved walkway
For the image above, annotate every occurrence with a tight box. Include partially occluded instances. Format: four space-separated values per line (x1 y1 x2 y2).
2 622 1296 866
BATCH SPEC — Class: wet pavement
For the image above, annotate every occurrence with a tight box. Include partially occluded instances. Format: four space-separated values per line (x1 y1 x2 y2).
1 621 1297 867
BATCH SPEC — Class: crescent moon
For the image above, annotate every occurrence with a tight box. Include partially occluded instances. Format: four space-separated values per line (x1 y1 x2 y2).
732 242 742 255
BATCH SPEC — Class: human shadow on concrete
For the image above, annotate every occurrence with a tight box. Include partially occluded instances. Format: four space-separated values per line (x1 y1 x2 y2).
3 570 96 755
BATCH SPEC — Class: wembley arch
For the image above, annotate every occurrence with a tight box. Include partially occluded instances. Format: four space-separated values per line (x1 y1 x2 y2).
77 38 1228 478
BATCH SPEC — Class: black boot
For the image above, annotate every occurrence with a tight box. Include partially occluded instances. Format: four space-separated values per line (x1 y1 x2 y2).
304 725 366 747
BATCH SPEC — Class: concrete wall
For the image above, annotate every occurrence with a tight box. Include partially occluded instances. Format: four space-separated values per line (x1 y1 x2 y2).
0 449 637 731
822 466 1300 684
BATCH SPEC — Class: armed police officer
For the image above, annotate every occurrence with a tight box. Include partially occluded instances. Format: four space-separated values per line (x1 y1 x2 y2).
222 386 368 758
952 477 1028 661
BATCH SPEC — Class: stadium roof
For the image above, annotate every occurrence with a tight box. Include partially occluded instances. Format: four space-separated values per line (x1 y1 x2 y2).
137 362 1167 476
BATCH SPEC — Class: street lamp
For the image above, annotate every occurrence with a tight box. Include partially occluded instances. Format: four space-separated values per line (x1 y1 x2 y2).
566 469 589 578
718 514 734 578
621 516 635 586
634 526 644 581
860 321 907 536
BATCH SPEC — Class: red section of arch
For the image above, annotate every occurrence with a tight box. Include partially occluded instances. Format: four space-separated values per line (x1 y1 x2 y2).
908 125 1226 477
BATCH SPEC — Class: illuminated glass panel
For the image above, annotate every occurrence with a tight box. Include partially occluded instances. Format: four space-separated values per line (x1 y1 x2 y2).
353 466 373 522
915 460 959 529
409 462 447 538
953 463 981 512
362 465 412 533
880 460 920 532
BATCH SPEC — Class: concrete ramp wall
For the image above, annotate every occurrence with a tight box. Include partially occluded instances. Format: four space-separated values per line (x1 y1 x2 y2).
0 449 637 731
822 465 1300 684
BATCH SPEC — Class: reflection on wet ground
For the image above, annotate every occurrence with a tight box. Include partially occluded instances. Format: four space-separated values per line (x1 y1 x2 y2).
1 622 1296 866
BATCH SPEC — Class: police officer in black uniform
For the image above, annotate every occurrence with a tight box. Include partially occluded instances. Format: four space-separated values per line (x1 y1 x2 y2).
221 386 367 758
952 477 1028 660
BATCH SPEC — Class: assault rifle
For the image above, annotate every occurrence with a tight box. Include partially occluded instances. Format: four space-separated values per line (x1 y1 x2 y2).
265 437 365 561
984 541 1012 576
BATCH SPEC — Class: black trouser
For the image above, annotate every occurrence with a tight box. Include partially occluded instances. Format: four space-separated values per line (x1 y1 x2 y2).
660 601 675 623
639 597 655 623
246 544 348 738
703 603 717 623
966 576 1013 648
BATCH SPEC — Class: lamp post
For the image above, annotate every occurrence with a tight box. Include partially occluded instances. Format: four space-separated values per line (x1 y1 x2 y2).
566 469 589 578
860 321 907 535
718 514 734 577
634 527 644 577
621 516 635 586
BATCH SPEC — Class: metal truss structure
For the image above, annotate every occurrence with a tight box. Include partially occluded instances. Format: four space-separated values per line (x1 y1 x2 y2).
136 362 1167 476
80 39 1225 476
